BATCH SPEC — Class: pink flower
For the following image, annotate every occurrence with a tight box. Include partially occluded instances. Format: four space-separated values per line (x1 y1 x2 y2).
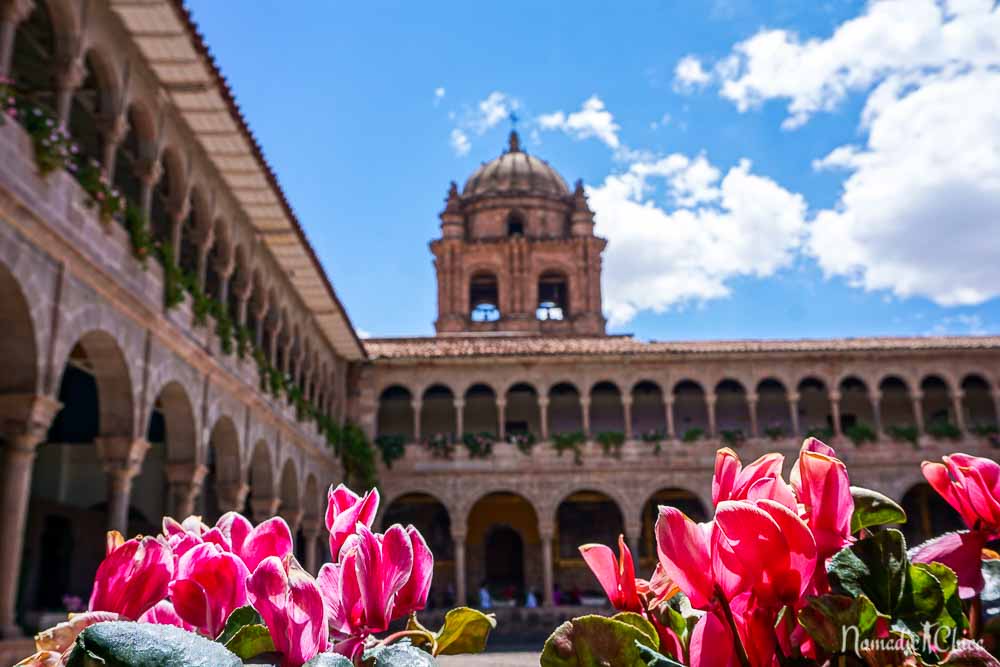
139 600 196 632
579 535 642 613
790 440 854 559
713 448 795 510
88 533 173 619
248 555 328 667
326 484 379 559
169 542 250 637
923 453 1000 535
394 525 434 617
163 512 293 575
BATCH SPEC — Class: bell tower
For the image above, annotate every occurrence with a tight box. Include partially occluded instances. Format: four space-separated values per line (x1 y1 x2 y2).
431 131 607 336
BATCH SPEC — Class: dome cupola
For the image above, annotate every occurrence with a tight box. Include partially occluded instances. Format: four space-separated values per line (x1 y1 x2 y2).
462 131 570 199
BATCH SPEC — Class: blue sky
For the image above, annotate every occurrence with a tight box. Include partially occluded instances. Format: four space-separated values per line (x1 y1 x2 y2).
186 0 1000 341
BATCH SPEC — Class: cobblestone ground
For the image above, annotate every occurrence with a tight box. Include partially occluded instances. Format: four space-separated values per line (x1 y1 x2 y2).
438 650 539 666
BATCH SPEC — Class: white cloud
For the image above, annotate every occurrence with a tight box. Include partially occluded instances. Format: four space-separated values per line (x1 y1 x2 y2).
356 328 373 340
709 0 1000 128
650 112 671 130
475 91 519 133
674 55 712 92
537 95 621 149
449 128 470 156
589 155 807 326
927 314 989 336
433 87 446 106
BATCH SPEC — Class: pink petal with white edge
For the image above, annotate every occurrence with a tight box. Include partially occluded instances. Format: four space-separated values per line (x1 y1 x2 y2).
655 506 714 609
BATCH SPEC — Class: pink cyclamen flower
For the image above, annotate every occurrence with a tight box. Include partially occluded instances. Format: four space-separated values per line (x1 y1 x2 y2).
579 535 642 613
139 600 195 632
326 484 379 559
790 440 854 559
712 448 795 510
248 554 328 667
170 511 293 574
88 532 174 620
169 542 250 637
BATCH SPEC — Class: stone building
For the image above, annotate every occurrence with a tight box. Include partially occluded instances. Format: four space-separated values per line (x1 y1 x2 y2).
0 0 998 652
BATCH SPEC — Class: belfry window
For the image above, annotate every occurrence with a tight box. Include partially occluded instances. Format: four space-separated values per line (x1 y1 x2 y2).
470 273 500 322
537 271 567 321
506 212 525 237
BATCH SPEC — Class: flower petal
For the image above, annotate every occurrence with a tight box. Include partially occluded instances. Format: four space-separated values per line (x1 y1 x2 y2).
655 506 714 609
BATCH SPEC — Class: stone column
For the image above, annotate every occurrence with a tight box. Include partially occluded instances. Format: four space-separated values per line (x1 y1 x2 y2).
0 0 34 79
216 481 250 514
496 398 507 440
253 298 270 349
454 398 465 438
196 230 215 292
912 391 925 436
539 396 550 441
301 517 321 575
788 391 801 436
952 390 967 433
54 54 86 130
747 392 759 438
870 390 883 438
97 112 128 181
95 436 150 535
622 396 633 440
664 398 675 439
411 399 422 443
233 274 253 328
580 396 591 439
0 393 61 638
168 206 189 268
706 394 717 438
165 462 207 519
136 158 163 222
829 390 843 439
453 531 467 607
251 496 281 524
540 526 555 608
279 508 303 536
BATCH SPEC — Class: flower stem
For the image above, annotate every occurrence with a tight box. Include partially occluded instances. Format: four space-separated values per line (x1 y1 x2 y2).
970 594 983 640
379 628 437 654
717 593 752 667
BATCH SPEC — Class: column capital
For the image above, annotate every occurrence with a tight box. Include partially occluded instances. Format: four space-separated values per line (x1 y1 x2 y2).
164 462 208 486
538 396 550 408
1 0 35 24
495 398 507 409
450 529 467 543
746 392 758 404
871 389 882 402
410 399 422 411
453 398 465 410
279 508 304 533
788 391 800 403
217 481 250 513
53 53 86 91
96 112 128 146
301 516 322 538
95 436 150 480
538 525 555 541
829 390 842 402
0 392 61 447
251 496 281 523
912 391 924 402
135 157 163 187
621 395 633 407
705 394 717 406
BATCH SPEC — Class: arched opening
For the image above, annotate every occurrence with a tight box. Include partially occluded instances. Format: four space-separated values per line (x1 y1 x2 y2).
879 376 915 429
639 489 708 563
382 493 453 608
112 104 153 217
9 1 56 110
206 222 230 302
143 381 197 520
589 381 624 435
248 441 275 519
715 379 750 441
631 381 666 439
467 492 538 607
962 374 997 435
798 377 832 438
150 148 182 249
178 189 206 280
921 375 954 432
839 376 875 439
900 483 965 546
201 417 241 523
67 51 114 180
537 271 568 321
377 386 414 439
0 264 38 395
421 384 456 441
506 211 525 237
756 378 790 438
463 384 497 435
469 273 500 322
549 383 583 436
279 460 299 557
673 380 707 440
505 383 540 440
555 491 624 603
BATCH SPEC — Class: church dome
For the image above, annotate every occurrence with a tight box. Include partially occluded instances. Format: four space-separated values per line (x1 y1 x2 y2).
462 131 570 199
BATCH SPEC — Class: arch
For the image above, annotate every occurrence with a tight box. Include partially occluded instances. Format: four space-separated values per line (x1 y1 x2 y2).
0 262 40 394
279 458 300 513
149 144 185 246
112 101 155 212
590 380 624 434
920 374 954 429
673 379 707 439
756 378 790 438
639 488 708 560
548 382 582 435
631 380 665 438
715 378 750 438
469 272 500 322
839 376 875 436
249 440 275 505
797 376 832 437
555 490 624 598
879 375 915 430
67 49 116 178
900 483 965 546
962 374 997 433
421 384 456 440
148 380 197 463
466 491 539 605
202 415 241 522
303 474 321 522
505 382 540 439
382 492 454 607
50 330 134 438
463 383 497 435
10 0 57 111
206 218 232 302
537 270 568 321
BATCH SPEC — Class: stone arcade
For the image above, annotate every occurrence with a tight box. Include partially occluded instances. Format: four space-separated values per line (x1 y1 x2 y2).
0 0 998 656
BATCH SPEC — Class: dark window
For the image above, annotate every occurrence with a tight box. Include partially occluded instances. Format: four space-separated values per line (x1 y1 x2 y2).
537 272 567 320
470 273 500 322
507 212 525 237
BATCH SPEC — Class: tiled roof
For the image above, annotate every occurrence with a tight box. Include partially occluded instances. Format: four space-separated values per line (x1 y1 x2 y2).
364 334 1000 360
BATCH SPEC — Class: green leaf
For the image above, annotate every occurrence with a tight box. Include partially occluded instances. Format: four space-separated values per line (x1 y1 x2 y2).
431 607 496 656
636 641 686 667
797 594 885 653
223 623 275 660
540 615 659 667
611 612 660 651
850 486 907 534
215 605 263 645
66 621 243 667
303 654 355 666
363 639 437 666
900 561 967 634
829 528 908 615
